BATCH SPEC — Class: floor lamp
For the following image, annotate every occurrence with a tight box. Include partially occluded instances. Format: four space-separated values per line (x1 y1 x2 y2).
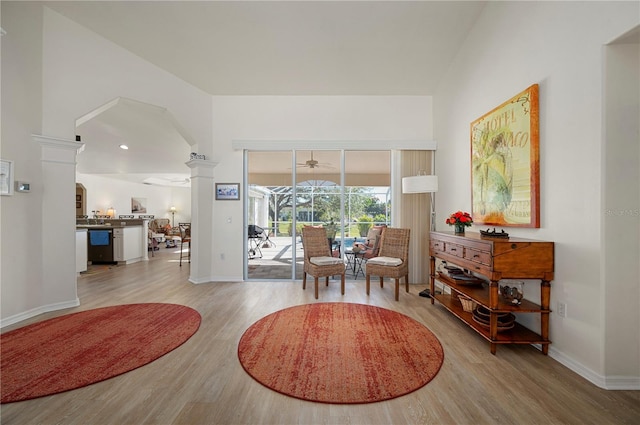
402 173 438 297
402 174 438 227
169 206 177 227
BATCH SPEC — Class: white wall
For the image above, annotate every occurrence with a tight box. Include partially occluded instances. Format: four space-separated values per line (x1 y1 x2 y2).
1 4 211 325
207 96 434 281
1 2 47 322
434 1 639 388
76 174 191 225
40 8 212 146
603 40 640 381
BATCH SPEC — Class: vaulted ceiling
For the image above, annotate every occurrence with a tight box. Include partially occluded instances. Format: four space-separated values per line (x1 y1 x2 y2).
44 1 486 185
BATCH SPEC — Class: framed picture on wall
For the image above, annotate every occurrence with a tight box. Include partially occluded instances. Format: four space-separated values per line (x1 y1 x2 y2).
215 183 240 200
470 84 540 228
131 197 148 213
1 159 14 196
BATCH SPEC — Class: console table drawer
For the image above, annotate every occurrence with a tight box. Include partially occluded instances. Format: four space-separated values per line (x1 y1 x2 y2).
430 239 445 254
445 243 464 258
464 248 492 266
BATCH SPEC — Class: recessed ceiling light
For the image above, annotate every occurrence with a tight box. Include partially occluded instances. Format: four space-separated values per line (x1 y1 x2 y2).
119 144 129 150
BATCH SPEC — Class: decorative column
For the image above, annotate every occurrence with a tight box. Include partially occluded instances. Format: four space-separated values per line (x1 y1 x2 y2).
33 134 84 307
186 158 218 284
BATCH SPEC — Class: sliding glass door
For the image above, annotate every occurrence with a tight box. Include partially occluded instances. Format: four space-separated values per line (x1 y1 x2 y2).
246 151 294 279
293 150 343 275
246 149 390 281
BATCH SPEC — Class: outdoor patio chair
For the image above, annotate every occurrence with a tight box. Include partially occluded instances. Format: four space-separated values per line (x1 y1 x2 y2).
302 226 345 299
248 224 266 259
353 225 386 260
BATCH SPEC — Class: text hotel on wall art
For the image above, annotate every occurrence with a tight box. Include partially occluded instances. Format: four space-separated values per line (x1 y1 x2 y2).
470 84 540 228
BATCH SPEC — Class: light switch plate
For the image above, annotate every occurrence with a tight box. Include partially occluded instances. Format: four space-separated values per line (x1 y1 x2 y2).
15 181 30 192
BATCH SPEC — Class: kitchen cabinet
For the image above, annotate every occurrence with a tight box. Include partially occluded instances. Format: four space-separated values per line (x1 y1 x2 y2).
113 226 143 264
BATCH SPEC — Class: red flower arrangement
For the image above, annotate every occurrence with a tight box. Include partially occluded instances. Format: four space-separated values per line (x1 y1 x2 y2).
445 211 473 227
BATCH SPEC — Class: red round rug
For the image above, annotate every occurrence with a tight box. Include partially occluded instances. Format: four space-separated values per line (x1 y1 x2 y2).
1 303 201 403
237 303 444 404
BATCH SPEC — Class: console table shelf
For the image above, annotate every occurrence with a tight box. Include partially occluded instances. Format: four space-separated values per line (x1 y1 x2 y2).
429 231 554 355
433 291 548 344
436 273 549 313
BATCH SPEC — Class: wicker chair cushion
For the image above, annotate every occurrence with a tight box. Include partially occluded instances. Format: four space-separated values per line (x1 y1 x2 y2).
366 256 403 266
310 256 344 266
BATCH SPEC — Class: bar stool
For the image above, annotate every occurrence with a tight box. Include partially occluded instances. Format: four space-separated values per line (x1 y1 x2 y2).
179 223 191 266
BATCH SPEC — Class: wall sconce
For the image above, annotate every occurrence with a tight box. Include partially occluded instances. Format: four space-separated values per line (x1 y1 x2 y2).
169 206 177 227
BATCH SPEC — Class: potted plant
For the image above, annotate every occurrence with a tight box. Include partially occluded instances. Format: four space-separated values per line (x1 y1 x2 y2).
324 219 337 240
357 215 373 237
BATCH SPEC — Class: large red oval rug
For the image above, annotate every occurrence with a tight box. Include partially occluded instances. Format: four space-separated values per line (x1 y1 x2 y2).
238 303 444 404
1 303 201 403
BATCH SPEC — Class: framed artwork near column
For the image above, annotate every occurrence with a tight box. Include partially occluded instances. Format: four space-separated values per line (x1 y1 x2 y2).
470 84 540 228
1 159 14 196
215 183 240 200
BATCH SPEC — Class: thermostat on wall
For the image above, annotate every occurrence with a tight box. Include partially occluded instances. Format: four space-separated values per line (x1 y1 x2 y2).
15 181 30 192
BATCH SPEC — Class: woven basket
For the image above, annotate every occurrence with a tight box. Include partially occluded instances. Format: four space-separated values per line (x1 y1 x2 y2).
458 295 477 313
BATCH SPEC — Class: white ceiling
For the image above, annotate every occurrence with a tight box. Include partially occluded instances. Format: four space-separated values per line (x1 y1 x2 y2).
49 0 486 185
76 97 193 186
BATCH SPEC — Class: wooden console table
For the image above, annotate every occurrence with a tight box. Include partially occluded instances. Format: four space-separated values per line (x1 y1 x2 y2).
429 231 554 354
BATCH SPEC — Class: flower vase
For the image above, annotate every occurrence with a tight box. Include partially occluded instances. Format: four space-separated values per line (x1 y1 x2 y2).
454 224 465 234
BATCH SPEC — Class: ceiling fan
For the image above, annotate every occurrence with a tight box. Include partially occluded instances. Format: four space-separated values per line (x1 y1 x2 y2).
296 151 334 169
142 176 191 187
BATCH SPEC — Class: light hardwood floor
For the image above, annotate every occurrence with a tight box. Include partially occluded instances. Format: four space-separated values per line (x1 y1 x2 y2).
1 248 639 425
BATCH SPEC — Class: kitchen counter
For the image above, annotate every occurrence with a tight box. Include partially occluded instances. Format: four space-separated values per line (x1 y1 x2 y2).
77 219 148 264
76 217 146 228
76 223 143 229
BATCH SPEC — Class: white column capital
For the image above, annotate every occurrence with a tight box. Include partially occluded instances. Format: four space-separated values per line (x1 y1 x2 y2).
33 134 84 165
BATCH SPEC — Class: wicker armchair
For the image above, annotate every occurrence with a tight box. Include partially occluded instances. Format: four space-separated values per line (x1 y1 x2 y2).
365 227 410 301
302 226 346 299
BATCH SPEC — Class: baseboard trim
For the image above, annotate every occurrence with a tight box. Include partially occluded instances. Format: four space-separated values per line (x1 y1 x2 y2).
1 298 80 329
549 346 640 390
188 275 243 284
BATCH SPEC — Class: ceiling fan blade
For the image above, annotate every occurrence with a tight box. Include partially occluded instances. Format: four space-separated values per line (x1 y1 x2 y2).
295 152 336 169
